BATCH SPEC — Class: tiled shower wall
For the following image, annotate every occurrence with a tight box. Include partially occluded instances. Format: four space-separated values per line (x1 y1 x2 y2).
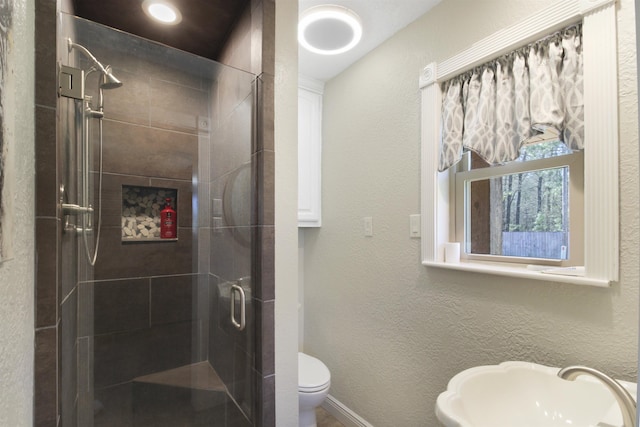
34 0 62 425
33 1 277 426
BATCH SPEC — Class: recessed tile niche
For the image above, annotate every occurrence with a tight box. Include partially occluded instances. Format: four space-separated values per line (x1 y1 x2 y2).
122 185 178 242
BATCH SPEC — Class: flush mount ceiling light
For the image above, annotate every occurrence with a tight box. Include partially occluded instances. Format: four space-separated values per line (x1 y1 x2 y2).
142 0 182 25
298 5 363 55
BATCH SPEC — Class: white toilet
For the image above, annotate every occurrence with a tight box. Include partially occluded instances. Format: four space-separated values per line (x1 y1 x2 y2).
298 352 331 427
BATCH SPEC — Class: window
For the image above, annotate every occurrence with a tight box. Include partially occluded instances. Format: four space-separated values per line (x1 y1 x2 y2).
454 143 583 266
419 0 618 287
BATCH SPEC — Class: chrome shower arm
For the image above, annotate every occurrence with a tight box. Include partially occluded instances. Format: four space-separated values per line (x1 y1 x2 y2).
67 38 109 75
68 38 122 90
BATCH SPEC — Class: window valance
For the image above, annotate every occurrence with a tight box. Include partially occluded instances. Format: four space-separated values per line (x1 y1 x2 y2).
439 24 583 171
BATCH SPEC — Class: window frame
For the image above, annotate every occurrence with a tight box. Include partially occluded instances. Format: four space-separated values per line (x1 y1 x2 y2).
419 0 618 287
454 150 584 267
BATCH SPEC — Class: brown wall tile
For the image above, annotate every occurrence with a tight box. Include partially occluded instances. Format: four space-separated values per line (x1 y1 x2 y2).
98 67 151 127
260 0 276 76
35 327 57 427
35 106 57 217
140 52 206 90
249 1 264 76
93 279 150 335
210 225 252 282
36 218 58 327
149 79 209 134
211 97 253 181
93 383 133 427
255 373 275 427
146 321 195 373
93 226 193 280
228 399 253 427
60 224 78 302
93 328 148 388
254 299 274 376
100 120 197 180
60 289 78 427
93 321 194 388
255 149 274 226
217 3 252 73
231 345 255 418
255 73 274 152
150 275 195 325
35 0 57 107
253 226 274 301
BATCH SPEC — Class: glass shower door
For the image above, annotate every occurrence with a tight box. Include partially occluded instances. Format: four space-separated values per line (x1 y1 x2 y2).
58 13 256 427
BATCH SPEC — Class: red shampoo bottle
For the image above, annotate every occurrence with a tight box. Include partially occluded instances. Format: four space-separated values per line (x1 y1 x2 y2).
160 197 177 239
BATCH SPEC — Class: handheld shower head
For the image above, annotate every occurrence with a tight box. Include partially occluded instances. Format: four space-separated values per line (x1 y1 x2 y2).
101 66 123 89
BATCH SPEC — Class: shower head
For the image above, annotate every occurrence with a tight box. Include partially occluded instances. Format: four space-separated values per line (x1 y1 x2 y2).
68 38 123 89
101 66 123 89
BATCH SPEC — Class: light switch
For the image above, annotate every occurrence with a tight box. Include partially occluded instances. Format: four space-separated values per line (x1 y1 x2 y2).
213 198 223 216
363 217 373 237
410 214 421 238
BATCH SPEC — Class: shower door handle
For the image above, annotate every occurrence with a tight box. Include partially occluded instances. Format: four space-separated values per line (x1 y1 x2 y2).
230 283 246 331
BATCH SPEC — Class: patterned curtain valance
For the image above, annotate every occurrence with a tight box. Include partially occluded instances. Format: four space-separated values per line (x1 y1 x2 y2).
439 24 583 172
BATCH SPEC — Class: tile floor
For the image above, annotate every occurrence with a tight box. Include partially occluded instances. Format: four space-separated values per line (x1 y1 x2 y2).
316 407 345 427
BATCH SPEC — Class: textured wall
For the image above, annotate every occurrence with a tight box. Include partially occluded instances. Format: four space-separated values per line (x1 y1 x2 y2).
302 0 639 425
0 0 35 425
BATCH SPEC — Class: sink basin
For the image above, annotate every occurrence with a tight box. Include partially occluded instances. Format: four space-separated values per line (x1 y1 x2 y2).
436 361 637 427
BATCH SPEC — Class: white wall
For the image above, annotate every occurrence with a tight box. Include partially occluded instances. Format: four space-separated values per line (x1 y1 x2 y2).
0 0 35 425
302 0 639 425
275 0 299 425
636 0 640 406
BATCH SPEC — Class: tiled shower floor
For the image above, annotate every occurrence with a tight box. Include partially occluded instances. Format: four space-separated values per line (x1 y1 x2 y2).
94 362 250 427
93 361 344 427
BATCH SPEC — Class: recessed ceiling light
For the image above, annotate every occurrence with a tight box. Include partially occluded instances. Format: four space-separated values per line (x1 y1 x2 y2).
142 0 182 25
298 5 363 55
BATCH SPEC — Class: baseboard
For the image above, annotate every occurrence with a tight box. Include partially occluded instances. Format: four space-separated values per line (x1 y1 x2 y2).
322 394 373 427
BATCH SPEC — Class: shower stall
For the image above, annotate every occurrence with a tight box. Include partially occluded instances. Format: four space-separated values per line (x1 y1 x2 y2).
56 13 259 427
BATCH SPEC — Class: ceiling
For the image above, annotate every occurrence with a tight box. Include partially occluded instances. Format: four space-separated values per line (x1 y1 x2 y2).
72 0 250 60
298 0 441 81
72 0 441 82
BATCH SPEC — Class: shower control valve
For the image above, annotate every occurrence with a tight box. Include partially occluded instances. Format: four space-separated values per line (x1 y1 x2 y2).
86 108 105 119
62 203 94 215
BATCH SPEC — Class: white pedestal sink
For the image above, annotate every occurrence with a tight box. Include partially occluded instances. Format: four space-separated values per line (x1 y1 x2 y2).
436 361 637 427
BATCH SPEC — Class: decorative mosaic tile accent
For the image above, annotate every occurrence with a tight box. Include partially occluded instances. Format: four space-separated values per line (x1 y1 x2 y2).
122 186 177 241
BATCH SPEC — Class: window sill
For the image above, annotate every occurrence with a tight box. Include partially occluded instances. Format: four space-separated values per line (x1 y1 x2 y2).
423 260 611 288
